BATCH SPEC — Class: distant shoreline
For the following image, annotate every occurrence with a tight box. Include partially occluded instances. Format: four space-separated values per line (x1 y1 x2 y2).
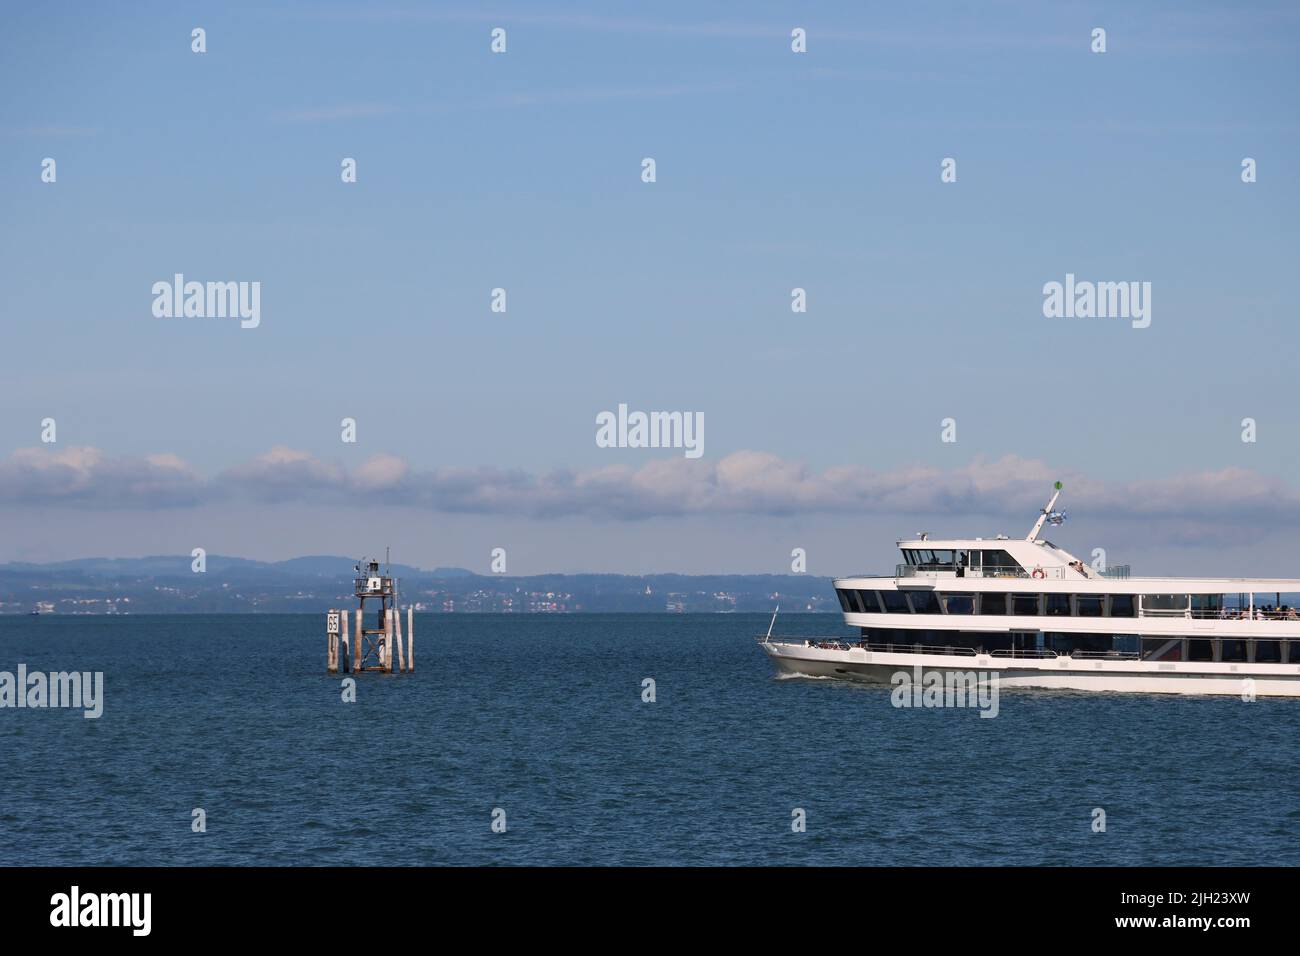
1 560 842 615
2 609 840 617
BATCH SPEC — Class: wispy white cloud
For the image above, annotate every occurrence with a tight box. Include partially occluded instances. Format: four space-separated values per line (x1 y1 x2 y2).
3 447 1296 534
0 446 203 507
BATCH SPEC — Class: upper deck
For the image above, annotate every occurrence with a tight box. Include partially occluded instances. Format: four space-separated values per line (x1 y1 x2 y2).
836 563 1300 596
838 483 1300 594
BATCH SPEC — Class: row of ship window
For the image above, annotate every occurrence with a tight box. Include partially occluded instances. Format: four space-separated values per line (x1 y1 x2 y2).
856 628 1296 662
837 589 1137 616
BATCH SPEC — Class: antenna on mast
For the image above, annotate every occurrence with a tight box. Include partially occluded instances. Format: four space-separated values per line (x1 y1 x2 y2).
1026 481 1065 541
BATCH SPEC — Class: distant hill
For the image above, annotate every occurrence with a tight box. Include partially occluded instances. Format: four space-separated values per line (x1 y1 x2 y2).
0 555 466 581
0 555 843 614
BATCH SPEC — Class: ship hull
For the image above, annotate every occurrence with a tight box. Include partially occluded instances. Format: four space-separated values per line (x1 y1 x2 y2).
761 640 1300 697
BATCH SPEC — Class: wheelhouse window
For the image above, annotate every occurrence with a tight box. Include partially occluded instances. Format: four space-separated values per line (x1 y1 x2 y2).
906 549 955 570
878 590 911 613
1011 594 1041 616
909 590 941 614
978 592 1008 615
940 592 975 614
979 549 1024 577
836 589 853 612
856 590 881 612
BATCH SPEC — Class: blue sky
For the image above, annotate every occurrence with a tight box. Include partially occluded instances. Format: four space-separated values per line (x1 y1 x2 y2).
1 2 1298 573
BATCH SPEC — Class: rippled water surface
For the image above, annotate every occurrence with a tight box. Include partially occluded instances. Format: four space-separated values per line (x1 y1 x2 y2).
2 613 1296 865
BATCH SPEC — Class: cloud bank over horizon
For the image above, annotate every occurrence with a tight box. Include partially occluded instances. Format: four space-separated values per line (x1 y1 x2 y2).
1 445 1292 530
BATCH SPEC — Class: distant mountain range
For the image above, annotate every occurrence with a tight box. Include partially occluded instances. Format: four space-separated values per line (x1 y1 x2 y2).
1 555 474 579
0 555 840 614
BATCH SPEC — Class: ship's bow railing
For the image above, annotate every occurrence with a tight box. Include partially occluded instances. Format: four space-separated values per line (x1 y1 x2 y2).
760 636 982 656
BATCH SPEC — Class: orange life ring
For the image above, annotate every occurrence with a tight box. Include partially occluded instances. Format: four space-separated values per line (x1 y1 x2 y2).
1031 567 1045 579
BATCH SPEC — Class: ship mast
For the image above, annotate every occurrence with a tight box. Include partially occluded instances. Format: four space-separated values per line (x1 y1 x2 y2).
1026 481 1063 541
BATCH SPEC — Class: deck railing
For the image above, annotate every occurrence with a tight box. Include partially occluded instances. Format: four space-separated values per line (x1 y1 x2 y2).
762 636 979 656
894 564 1053 579
857 642 978 656
893 563 1132 580
894 564 1097 580
1143 608 1300 621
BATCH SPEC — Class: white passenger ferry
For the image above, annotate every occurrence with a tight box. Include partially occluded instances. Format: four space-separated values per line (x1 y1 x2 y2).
760 484 1300 697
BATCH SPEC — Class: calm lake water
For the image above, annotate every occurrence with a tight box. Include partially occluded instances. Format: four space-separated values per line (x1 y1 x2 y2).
1 613 1296 866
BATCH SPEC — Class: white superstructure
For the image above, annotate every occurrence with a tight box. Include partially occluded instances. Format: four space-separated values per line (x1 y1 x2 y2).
760 484 1300 697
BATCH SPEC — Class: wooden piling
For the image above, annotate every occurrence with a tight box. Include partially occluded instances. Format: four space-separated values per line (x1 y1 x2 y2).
384 609 394 673
394 605 406 673
327 610 337 672
340 607 350 673
407 605 414 673
354 608 363 671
